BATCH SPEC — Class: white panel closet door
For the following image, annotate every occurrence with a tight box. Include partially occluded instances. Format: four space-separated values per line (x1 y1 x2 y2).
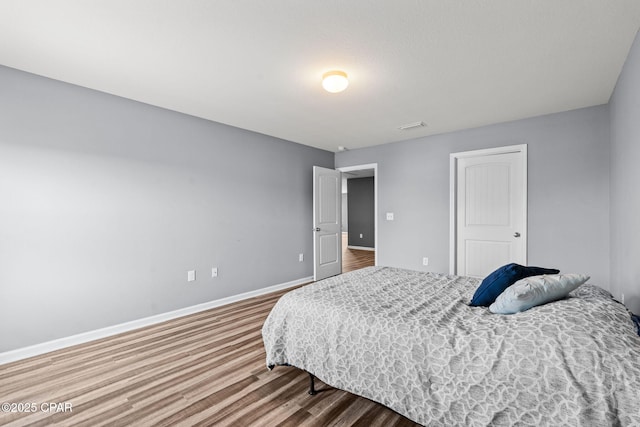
456 150 526 278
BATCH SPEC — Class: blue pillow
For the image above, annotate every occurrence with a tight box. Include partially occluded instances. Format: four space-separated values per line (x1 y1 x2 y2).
632 313 640 337
469 263 560 307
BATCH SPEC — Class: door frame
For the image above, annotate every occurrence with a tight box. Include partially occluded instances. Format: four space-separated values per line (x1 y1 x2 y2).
337 163 378 267
449 144 527 275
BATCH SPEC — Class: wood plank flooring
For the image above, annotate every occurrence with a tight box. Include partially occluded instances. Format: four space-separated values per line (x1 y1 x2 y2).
341 233 375 273
0 245 413 427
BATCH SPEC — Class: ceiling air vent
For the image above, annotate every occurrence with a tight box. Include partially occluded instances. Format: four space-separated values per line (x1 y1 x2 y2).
398 121 426 130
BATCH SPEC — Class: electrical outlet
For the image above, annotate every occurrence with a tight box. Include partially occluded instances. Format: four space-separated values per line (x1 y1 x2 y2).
359 233 363 238
422 257 429 266
299 253 304 262
621 293 625 304
212 267 218 278
187 270 196 282
386 212 394 221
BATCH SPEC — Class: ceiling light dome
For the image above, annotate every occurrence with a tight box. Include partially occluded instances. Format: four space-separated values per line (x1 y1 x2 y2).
322 70 349 93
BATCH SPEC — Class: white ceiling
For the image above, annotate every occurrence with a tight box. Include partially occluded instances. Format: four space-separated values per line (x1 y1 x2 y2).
1 1 639 153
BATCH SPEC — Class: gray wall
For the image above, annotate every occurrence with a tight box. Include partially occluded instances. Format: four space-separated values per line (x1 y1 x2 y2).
341 193 348 232
0 65 333 352
610 30 640 314
347 177 375 248
336 106 610 288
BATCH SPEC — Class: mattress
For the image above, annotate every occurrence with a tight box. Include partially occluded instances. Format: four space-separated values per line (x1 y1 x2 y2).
262 266 640 426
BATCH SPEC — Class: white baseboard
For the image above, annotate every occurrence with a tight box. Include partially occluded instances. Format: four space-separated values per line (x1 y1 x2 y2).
0 276 312 366
347 245 375 251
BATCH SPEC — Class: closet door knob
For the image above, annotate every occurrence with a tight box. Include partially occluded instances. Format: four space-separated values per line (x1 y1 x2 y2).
514 232 521 238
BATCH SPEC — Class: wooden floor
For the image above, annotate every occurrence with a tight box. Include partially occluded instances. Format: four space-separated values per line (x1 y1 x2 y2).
0 244 420 426
341 233 375 273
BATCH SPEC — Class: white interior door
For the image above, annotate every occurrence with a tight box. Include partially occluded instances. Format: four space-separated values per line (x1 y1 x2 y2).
452 146 527 278
313 166 342 281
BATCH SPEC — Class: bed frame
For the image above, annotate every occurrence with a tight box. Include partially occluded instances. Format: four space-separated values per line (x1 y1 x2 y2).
268 363 318 395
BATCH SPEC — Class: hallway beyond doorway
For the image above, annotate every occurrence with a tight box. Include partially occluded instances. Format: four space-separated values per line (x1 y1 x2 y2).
342 232 375 273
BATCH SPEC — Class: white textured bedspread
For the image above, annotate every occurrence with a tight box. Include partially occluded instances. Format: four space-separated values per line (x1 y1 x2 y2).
262 267 640 426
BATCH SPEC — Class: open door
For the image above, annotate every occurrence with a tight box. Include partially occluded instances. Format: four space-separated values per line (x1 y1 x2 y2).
313 166 342 281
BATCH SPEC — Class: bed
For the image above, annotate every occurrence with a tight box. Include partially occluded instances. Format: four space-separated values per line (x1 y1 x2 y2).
262 266 640 426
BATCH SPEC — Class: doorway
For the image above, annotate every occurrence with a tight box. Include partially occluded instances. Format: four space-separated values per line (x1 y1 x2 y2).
338 164 377 272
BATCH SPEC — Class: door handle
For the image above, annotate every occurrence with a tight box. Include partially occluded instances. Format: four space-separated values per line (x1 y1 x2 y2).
314 227 321 232
514 232 521 238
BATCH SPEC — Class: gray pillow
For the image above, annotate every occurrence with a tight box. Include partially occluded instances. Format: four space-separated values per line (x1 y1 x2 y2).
489 274 589 314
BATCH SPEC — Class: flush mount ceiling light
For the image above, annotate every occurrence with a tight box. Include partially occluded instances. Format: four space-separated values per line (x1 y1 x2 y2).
322 70 349 93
